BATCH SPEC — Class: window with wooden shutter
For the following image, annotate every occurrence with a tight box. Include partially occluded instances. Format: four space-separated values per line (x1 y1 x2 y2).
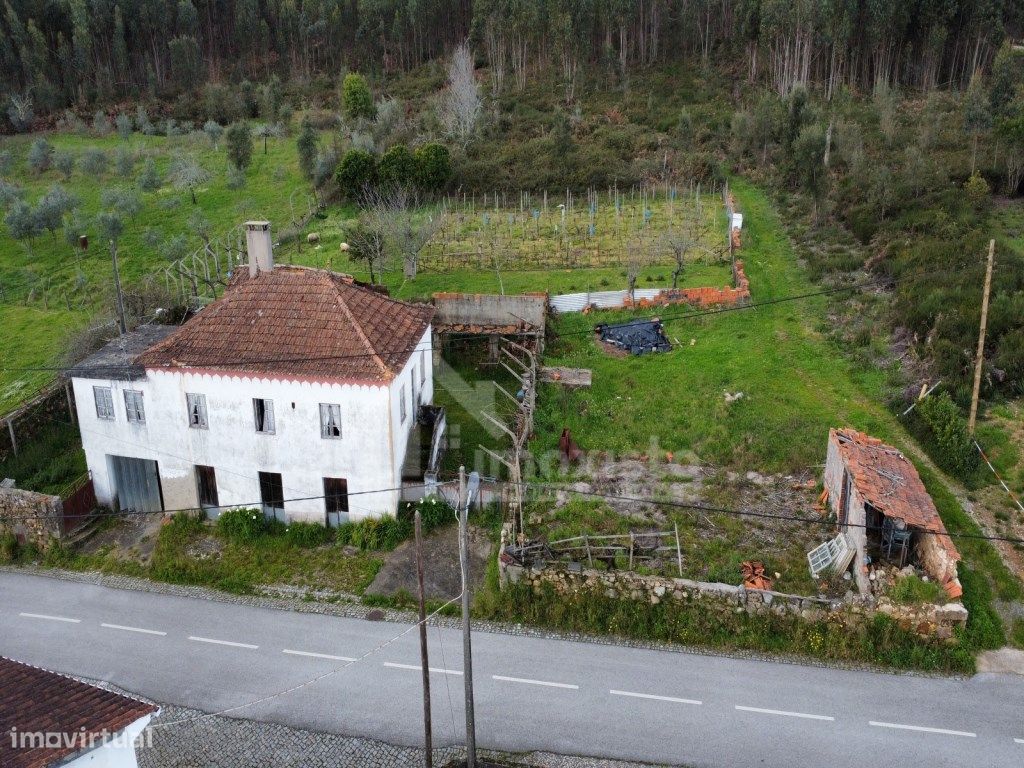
124 390 145 423
94 386 115 420
253 398 275 434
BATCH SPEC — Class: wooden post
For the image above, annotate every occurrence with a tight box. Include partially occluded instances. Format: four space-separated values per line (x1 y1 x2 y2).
6 419 16 456
415 509 432 768
968 239 995 434
628 532 634 571
674 523 683 577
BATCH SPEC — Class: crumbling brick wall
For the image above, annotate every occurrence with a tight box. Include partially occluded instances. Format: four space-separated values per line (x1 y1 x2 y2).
621 260 752 310
0 486 63 550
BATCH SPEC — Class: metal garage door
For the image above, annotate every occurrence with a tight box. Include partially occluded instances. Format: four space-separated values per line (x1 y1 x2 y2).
109 455 163 513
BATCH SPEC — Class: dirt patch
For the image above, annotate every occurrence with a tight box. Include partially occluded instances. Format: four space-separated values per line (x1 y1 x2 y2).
365 524 493 601
77 513 165 564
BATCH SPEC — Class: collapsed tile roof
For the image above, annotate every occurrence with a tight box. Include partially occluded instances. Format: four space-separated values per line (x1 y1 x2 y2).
830 428 960 564
136 266 434 384
0 656 157 768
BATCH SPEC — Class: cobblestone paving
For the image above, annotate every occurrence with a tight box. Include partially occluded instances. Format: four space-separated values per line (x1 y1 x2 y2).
139 704 668 768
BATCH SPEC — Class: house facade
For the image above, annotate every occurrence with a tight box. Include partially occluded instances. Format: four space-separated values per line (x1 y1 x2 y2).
823 428 962 599
68 222 434 524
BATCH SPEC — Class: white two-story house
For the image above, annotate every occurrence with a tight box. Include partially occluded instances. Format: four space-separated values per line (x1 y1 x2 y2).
68 221 434 524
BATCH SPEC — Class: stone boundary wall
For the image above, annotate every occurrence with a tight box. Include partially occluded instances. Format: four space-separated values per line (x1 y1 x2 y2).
501 562 969 643
0 381 78 463
0 486 63 549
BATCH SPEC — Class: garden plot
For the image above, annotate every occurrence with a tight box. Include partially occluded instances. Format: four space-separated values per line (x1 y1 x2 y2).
522 459 828 595
421 184 728 272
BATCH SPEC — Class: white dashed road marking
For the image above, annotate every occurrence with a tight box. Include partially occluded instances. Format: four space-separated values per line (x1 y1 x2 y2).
101 623 167 636
610 690 702 706
19 612 80 623
492 675 578 690
736 706 834 722
869 721 976 738
384 662 463 676
188 636 259 649
1012 738 1023 744
283 649 356 662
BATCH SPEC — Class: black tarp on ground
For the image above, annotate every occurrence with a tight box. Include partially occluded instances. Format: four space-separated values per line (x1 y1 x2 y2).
595 318 672 355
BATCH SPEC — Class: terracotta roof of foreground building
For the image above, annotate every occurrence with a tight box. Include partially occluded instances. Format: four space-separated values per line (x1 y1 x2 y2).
830 427 961 564
0 656 157 768
136 266 434 383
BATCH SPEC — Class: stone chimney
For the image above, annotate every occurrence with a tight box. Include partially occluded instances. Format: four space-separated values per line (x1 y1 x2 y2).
245 221 274 277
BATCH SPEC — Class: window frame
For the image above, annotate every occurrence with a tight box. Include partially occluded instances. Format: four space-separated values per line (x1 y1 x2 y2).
186 393 209 430
319 403 342 439
124 390 145 424
253 398 275 434
399 383 407 423
420 350 426 385
93 386 115 421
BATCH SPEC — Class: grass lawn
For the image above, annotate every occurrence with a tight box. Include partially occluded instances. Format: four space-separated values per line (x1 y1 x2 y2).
533 177 901 473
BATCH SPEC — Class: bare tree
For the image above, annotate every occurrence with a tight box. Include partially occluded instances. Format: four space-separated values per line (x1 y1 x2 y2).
346 213 389 284
440 42 482 146
361 186 440 281
661 195 712 289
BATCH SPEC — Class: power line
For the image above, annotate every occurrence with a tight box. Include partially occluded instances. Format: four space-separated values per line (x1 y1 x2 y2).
494 478 1024 546
0 279 891 375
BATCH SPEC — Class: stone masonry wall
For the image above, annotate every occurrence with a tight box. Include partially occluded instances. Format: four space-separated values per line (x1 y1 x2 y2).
501 562 969 643
0 382 78 463
0 486 63 549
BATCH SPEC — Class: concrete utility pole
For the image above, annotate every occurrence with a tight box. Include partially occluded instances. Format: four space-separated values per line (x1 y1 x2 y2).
110 239 127 335
414 509 432 768
459 466 480 768
968 239 995 435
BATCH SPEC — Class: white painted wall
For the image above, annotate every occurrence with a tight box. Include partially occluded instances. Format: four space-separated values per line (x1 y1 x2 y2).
65 713 153 768
71 325 433 523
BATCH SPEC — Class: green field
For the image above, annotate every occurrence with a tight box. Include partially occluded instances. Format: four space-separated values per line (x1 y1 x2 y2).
0 129 316 412
534 178 899 473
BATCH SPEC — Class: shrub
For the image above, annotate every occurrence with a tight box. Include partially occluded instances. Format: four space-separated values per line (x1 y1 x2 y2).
137 158 161 191
115 113 133 139
216 508 267 543
225 121 253 170
80 148 109 178
342 73 375 121
27 138 53 174
336 149 377 198
286 521 332 548
914 391 980 479
378 144 415 186
413 143 452 191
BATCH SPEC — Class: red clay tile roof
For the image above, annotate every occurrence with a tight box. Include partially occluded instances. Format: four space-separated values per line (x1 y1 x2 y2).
136 267 434 383
0 656 157 768
830 428 960 563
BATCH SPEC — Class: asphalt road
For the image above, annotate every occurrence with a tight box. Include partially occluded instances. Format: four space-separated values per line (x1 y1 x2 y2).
2 571 1023 767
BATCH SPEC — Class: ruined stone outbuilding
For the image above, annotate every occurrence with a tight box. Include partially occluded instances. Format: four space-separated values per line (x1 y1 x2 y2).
823 428 963 599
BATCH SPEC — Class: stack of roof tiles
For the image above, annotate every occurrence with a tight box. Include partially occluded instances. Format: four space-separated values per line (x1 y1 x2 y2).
0 656 157 768
136 266 434 384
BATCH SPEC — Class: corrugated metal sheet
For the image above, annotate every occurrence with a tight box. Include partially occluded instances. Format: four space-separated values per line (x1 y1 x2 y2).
549 288 663 313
